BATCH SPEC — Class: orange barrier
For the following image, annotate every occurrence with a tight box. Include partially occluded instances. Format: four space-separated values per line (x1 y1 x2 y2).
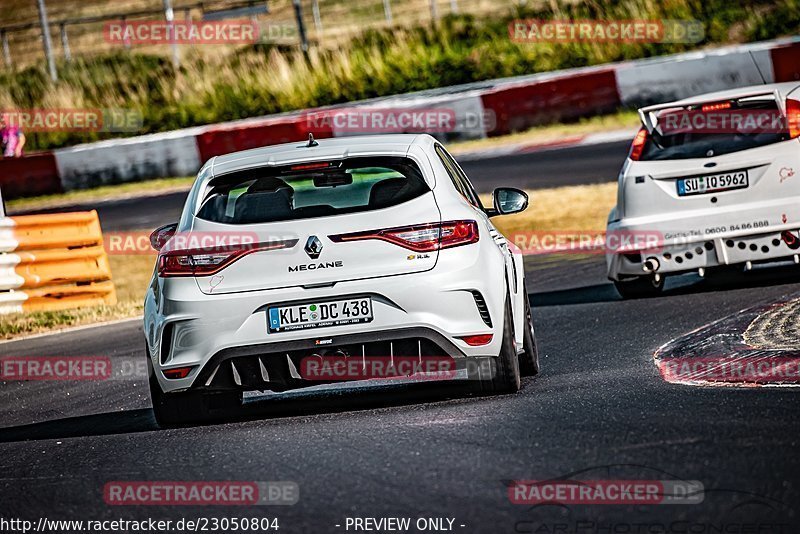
0 210 117 314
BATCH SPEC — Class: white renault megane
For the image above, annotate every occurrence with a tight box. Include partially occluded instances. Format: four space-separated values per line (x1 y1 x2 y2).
144 134 539 425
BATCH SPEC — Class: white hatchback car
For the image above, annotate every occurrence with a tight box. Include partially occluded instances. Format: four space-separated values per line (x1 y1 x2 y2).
144 134 539 425
607 81 800 298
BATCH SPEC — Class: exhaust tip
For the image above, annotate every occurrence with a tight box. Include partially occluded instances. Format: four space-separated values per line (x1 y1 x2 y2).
642 257 660 273
782 231 800 250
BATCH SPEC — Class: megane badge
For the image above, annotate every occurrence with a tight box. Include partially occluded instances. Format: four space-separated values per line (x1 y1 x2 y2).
305 236 323 259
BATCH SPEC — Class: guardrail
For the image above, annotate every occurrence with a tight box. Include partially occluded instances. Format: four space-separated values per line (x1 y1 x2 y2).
0 210 116 315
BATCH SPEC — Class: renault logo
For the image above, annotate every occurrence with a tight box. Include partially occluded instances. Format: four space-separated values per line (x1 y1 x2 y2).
305 236 323 259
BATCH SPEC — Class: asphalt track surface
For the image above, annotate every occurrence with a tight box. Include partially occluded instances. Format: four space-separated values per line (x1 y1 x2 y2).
3 138 800 531
3 258 800 530
9 141 631 233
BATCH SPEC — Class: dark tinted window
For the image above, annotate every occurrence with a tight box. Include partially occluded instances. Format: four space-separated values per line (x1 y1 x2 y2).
435 144 483 209
641 99 790 161
196 157 429 224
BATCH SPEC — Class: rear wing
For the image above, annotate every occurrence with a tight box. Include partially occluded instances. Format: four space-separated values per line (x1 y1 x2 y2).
638 89 782 134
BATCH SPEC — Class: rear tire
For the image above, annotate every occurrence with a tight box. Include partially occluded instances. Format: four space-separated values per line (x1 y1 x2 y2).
147 356 241 427
518 285 540 377
613 275 664 299
474 297 521 394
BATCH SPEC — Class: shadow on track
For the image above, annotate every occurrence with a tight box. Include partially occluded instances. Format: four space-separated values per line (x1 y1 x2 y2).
531 263 800 307
0 379 535 442
0 408 157 442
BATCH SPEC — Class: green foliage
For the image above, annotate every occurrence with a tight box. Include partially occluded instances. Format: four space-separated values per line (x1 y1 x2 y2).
0 0 797 151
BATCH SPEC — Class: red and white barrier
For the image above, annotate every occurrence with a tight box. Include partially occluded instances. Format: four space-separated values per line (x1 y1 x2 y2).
1 37 796 200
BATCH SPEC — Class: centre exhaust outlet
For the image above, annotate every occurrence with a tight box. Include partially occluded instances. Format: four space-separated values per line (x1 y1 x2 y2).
642 257 660 273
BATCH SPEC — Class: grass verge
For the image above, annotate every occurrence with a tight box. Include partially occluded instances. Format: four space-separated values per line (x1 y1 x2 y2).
0 182 617 340
448 111 639 155
3 0 797 151
6 112 633 211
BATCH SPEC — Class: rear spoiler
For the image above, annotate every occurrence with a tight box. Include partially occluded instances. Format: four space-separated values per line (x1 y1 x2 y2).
638 89 781 134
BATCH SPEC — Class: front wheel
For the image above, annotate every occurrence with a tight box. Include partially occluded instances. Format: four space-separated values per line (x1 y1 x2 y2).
613 275 664 299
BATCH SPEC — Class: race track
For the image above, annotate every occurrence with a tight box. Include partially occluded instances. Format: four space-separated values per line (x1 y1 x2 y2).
3 258 800 529
2 138 800 531
9 140 631 233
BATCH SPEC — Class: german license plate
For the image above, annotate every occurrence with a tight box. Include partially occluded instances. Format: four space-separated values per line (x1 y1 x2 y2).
677 171 748 196
267 297 373 333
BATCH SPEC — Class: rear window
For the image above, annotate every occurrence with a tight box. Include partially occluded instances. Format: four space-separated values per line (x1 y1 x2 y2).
640 97 791 161
196 157 429 224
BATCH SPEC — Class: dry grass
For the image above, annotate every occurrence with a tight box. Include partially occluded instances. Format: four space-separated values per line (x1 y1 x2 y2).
488 182 617 235
448 111 639 155
0 181 618 340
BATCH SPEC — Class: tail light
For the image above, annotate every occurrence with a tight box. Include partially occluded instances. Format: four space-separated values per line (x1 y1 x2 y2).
329 220 479 252
157 239 297 277
628 127 648 161
787 98 800 139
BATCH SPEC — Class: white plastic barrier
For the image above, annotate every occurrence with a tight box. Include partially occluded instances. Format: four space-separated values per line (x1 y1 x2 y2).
54 127 204 191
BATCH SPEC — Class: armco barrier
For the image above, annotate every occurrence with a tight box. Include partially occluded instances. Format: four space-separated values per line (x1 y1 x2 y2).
482 68 620 136
0 153 63 200
0 210 116 314
197 114 334 162
54 128 204 192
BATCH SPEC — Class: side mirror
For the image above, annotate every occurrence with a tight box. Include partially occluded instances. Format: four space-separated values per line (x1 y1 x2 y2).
490 187 528 216
150 223 178 251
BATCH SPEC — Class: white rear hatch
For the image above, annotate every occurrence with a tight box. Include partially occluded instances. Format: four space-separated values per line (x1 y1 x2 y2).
621 88 800 220
163 156 448 295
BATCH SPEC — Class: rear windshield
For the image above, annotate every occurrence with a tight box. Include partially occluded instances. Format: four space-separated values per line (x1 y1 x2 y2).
196 157 429 224
640 97 791 161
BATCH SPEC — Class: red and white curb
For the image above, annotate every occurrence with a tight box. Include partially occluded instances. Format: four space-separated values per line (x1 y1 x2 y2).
1 37 797 199
654 293 800 387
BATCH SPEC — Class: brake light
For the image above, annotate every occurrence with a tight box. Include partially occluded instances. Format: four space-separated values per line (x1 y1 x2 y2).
628 127 648 161
458 334 493 346
329 220 479 252
290 162 335 171
157 239 297 277
701 101 732 112
787 98 800 139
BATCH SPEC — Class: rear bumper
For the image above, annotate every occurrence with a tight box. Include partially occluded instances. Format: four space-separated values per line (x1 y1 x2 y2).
144 246 506 393
607 222 800 279
192 326 476 393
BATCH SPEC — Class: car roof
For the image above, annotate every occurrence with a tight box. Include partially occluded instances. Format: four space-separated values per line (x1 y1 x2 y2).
208 133 436 177
643 81 800 111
